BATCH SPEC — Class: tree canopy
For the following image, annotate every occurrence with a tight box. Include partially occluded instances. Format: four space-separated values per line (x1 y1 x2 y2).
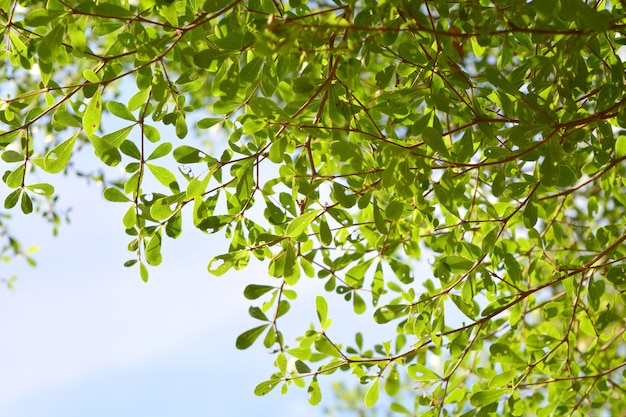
2 0 626 415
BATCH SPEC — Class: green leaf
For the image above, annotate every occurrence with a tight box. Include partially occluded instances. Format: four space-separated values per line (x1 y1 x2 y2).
107 101 136 121
254 378 281 396
207 250 250 276
539 154 559 187
39 24 64 63
248 306 269 321
139 262 149 283
606 265 626 288
523 197 538 228
165 211 182 239
319 216 332 246
43 133 78 173
128 88 150 111
308 378 322 406
372 201 387 234
316 295 328 327
294 359 311 374
194 49 232 68
103 187 130 202
373 304 409 324
345 258 374 288
20 192 33 214
197 118 222 129
236 324 269 350
2 150 24 163
248 97 288 120
147 164 177 189
83 88 102 138
244 284 274 300
314 335 342 357
4 189 21 209
408 363 441 382
173 146 206 163
4 164 25 188
469 389 507 407
90 135 121 166
147 143 172 161
26 183 54 197
102 126 134 148
364 378 380 407
616 135 626 158
353 292 366 314
285 210 320 239
186 174 211 199
145 230 163 266
175 113 188 139
93 3 135 18
422 126 449 157
120 140 141 160
25 9 67 26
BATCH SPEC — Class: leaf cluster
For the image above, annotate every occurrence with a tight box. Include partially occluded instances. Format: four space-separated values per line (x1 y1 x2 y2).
2 0 626 414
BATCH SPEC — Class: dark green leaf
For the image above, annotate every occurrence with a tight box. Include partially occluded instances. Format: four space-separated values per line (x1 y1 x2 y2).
20 192 33 214
244 284 274 300
4 189 21 209
236 324 269 350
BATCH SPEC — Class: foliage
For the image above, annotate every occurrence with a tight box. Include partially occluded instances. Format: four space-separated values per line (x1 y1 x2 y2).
2 0 626 414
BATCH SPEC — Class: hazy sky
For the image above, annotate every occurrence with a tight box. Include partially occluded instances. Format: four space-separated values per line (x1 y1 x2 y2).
0 163 404 416
0 170 329 417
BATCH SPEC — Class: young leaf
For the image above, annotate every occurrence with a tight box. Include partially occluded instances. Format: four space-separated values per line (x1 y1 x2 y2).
316 295 328 327
43 133 78 173
139 262 149 283
145 230 163 266
364 378 380 408
83 88 102 138
308 378 322 405
285 210 320 239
